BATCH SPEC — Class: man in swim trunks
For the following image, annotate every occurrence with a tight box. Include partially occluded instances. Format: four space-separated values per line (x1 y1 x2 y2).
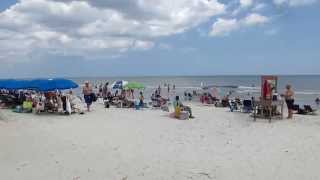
284 84 295 119
83 81 93 112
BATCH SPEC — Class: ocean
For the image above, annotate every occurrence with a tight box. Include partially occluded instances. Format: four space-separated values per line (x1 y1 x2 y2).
71 75 320 106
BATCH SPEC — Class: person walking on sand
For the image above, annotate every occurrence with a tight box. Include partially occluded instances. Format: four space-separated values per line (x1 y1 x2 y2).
83 81 93 112
102 82 109 99
284 84 295 119
158 85 161 96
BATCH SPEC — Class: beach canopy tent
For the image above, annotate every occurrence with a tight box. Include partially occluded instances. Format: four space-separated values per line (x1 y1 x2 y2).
28 78 78 92
124 82 145 90
0 79 31 90
111 80 128 90
0 78 78 91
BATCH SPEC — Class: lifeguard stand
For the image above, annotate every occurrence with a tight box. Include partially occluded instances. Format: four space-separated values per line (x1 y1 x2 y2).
253 76 284 122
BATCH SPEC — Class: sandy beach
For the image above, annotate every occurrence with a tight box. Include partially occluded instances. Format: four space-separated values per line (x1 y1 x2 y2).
1 102 320 180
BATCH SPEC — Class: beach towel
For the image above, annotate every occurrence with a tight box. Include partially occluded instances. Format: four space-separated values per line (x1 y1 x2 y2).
170 112 189 120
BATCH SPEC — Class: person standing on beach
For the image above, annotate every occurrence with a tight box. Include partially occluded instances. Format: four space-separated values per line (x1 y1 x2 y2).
139 91 144 108
158 85 161 95
284 84 295 119
315 97 320 107
102 82 109 99
83 81 93 112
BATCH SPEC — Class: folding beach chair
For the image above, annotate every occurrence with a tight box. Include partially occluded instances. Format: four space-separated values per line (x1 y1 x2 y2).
241 100 253 113
304 105 317 115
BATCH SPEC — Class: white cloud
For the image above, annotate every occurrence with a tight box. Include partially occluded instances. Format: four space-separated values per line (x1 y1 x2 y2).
209 18 239 37
209 13 270 37
133 40 155 51
240 0 254 8
252 3 267 11
0 0 316 63
243 13 270 26
274 0 318 6
0 0 225 62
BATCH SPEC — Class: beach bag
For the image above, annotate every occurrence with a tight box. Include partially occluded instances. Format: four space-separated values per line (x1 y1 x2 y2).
13 105 23 113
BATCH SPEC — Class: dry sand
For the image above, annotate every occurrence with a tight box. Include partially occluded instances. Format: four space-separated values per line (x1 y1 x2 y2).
1 102 320 180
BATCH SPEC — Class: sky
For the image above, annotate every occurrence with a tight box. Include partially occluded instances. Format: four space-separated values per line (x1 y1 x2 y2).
0 0 319 78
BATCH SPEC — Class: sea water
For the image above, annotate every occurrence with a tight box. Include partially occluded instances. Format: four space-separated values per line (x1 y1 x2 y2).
71 75 320 106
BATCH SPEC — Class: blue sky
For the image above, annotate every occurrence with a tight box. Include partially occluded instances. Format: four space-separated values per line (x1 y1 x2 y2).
0 0 319 78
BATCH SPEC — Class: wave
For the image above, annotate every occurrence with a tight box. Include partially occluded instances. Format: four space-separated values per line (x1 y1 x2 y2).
145 86 201 89
238 86 261 90
295 91 320 95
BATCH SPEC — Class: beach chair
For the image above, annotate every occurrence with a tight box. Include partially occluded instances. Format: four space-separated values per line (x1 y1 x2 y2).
241 100 253 113
304 105 317 115
151 99 161 108
229 100 239 112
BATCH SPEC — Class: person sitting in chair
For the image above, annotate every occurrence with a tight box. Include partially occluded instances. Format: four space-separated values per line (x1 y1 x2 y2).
173 96 194 119
221 95 230 107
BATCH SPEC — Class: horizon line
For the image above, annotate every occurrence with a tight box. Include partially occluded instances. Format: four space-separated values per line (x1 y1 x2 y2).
1 74 320 80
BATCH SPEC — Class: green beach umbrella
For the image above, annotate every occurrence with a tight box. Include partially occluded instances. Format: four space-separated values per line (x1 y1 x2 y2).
124 82 145 90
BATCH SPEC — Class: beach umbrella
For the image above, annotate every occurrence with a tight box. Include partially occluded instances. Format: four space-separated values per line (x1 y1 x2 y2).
0 79 30 90
111 80 128 90
29 78 79 92
124 82 145 90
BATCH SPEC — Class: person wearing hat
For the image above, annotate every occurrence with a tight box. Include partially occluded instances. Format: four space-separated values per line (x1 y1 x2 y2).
83 81 93 112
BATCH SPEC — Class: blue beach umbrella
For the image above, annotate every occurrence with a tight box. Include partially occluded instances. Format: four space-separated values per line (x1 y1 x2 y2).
29 78 79 92
0 79 30 90
111 80 128 90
